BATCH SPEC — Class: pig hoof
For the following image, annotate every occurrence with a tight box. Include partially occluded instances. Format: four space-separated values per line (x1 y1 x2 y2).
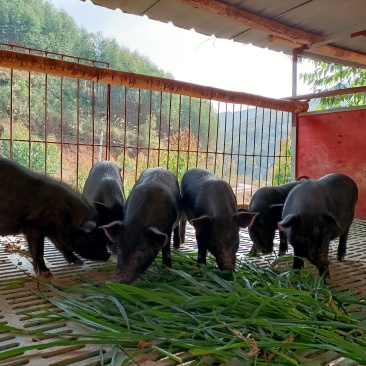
279 250 288 256
39 270 53 278
73 260 84 266
248 249 258 257
337 255 345 262
173 242 181 249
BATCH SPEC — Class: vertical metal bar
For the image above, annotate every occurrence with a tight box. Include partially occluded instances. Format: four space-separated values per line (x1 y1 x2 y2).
228 103 235 187
195 99 202 168
122 86 127 181
272 110 279 185
279 112 283 182
44 73 48 174
221 103 228 179
258 108 265 188
176 94 182 176
147 90 152 167
243 106 250 200
291 49 298 180
92 81 95 164
205 100 212 170
60 76 64 181
157 92 163 167
28 71 31 169
76 78 80 190
213 102 220 174
9 69 13 160
265 109 273 186
106 83 111 160
166 93 172 170
186 96 192 171
235 104 243 205
251 107 258 196
284 112 291 181
135 88 141 180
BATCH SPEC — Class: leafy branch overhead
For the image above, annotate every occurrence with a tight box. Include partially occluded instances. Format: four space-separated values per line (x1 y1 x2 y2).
301 60 366 109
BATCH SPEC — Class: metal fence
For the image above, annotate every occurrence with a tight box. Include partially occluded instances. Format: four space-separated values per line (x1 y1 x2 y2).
0 45 292 205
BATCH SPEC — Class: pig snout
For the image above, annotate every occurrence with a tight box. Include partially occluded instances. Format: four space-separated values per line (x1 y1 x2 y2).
80 220 97 233
257 246 272 255
216 252 236 270
217 261 235 271
114 271 135 285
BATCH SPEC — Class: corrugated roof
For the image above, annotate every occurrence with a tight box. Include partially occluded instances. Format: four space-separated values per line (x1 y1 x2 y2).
89 0 366 69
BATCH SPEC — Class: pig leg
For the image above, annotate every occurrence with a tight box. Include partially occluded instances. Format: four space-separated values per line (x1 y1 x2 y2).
197 244 208 265
25 230 51 277
337 229 349 261
59 248 83 265
179 216 187 246
248 244 258 256
162 235 172 268
173 225 180 249
292 248 304 270
278 231 288 256
317 262 330 281
48 236 83 265
57 246 83 265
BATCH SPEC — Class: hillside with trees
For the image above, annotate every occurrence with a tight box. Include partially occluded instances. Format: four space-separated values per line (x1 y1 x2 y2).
0 0 219 188
0 0 291 191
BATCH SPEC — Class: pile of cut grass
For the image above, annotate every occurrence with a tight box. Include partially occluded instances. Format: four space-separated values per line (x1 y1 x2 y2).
2 252 366 365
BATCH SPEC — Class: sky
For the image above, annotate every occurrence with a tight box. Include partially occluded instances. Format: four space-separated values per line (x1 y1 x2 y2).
48 0 315 99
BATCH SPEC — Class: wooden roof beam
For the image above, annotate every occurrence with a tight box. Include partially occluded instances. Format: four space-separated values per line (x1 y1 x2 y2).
177 0 366 67
268 35 366 67
175 0 325 45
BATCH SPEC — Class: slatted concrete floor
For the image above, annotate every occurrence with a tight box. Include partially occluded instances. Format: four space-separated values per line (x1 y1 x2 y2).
0 220 365 365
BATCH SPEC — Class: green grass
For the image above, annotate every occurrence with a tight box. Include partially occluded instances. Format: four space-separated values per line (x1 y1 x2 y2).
1 252 366 365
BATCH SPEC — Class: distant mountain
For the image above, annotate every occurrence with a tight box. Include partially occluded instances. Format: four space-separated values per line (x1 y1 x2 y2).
218 100 319 181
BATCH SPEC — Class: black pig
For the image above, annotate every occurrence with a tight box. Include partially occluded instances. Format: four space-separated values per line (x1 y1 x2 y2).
101 167 182 284
82 161 126 254
179 168 258 270
248 180 305 256
278 173 358 278
0 158 110 277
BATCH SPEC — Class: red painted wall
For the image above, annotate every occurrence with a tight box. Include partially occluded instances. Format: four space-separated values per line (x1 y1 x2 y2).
296 107 366 219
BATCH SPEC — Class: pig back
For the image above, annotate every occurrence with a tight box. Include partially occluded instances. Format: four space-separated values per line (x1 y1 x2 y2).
124 168 182 231
83 161 126 220
318 173 358 229
181 168 237 218
283 174 358 236
249 181 301 214
0 158 93 234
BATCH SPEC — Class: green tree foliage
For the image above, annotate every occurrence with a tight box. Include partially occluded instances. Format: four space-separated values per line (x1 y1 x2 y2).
0 123 61 175
301 61 366 109
160 128 206 182
270 136 291 185
0 0 216 151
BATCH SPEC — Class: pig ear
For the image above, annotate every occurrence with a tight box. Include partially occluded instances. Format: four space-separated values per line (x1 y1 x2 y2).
234 212 258 228
190 216 212 233
93 202 111 218
322 212 342 231
269 204 284 222
80 220 96 233
278 214 298 231
147 227 168 248
100 221 124 243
